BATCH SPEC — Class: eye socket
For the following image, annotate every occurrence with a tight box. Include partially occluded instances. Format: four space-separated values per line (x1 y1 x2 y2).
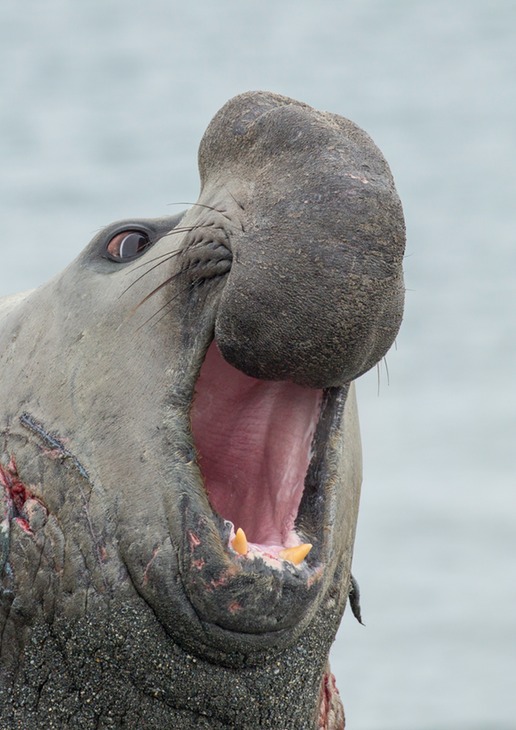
105 230 153 262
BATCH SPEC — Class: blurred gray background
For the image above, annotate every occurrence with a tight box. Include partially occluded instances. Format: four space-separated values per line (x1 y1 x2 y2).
0 1 514 727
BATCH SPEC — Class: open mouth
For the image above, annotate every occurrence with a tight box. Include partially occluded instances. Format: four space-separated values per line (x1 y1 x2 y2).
170 335 350 638
191 342 322 565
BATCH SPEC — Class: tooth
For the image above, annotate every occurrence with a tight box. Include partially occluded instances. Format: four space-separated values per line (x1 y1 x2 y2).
231 527 248 555
279 543 312 565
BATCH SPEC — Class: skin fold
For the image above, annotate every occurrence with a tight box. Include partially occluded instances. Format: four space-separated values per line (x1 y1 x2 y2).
0 91 405 729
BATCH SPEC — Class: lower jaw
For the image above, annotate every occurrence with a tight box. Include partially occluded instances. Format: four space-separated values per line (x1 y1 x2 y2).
177 489 326 638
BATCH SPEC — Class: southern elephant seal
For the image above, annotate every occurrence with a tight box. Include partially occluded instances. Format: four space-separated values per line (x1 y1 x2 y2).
0 91 405 729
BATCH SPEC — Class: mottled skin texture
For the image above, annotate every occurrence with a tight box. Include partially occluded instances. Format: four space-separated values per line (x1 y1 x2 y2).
0 92 405 728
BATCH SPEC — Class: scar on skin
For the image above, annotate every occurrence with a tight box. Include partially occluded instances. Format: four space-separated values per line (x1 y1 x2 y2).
0 454 48 535
19 413 109 591
142 546 162 585
19 412 90 482
187 530 201 550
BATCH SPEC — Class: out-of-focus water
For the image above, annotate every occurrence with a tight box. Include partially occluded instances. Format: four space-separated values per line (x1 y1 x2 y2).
0 1 514 727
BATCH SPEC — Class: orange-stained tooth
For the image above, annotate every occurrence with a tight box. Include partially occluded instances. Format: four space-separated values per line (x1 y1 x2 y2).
231 528 248 555
279 543 312 565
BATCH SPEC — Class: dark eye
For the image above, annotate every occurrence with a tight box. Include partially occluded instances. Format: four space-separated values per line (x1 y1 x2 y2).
105 230 153 262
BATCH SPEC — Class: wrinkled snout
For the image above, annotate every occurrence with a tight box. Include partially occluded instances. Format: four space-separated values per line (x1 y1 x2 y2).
198 90 406 388
214 215 405 388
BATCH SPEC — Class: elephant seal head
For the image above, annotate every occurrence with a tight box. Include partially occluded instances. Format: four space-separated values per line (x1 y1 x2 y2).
0 91 404 725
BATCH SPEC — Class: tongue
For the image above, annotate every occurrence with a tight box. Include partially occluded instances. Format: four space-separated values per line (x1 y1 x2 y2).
191 342 323 546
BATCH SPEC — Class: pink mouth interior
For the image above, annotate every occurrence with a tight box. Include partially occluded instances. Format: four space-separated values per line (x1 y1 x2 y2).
191 342 323 547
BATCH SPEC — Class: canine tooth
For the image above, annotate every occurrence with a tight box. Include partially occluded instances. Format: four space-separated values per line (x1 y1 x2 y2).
279 544 312 565
231 528 248 555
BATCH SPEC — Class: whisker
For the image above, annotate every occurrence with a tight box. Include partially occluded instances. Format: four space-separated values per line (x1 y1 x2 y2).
171 201 225 215
223 185 245 212
128 229 208 275
128 248 183 274
121 253 182 297
129 271 184 315
383 356 390 386
121 226 209 297
171 200 234 226
135 283 193 331
122 238 209 297
223 186 246 231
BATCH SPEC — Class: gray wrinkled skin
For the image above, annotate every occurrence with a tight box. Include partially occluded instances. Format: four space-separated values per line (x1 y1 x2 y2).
0 92 405 729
